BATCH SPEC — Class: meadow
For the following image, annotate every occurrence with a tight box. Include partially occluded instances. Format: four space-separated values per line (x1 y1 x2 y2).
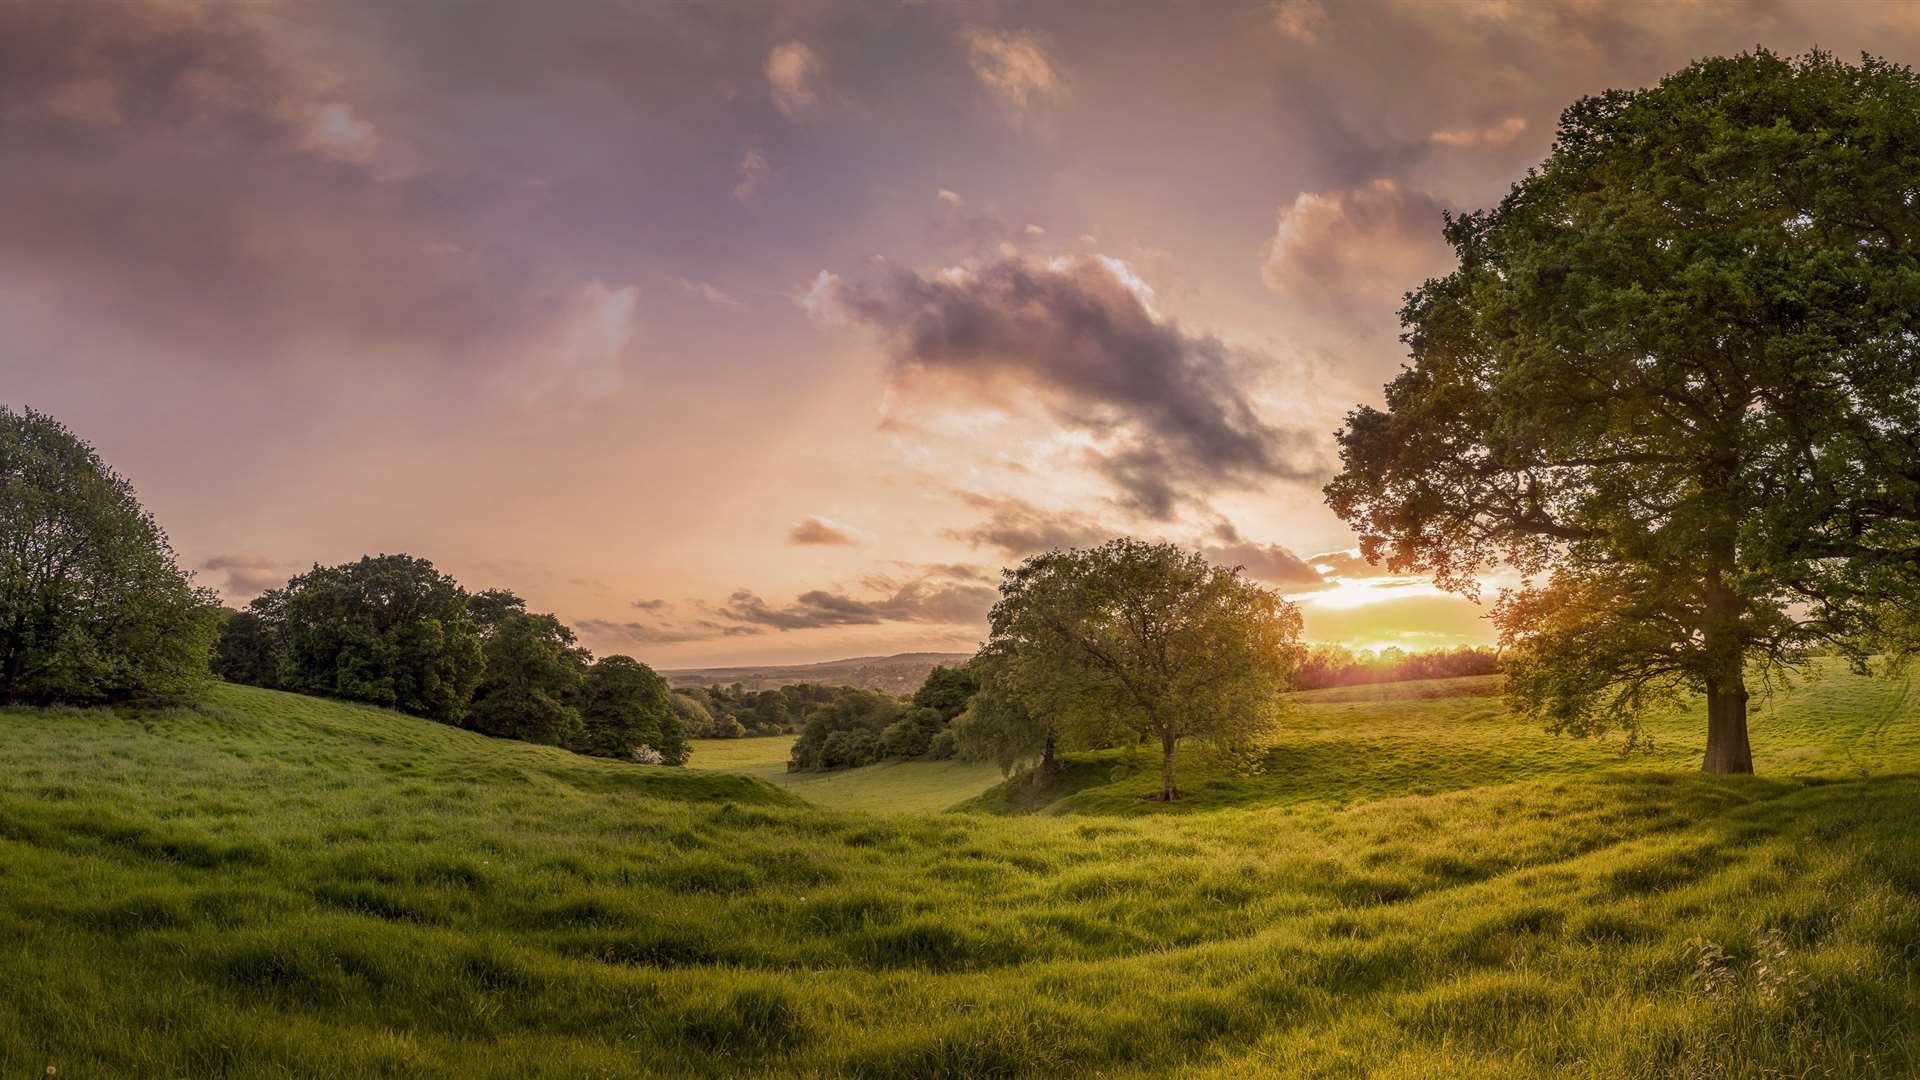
0 668 1916 1077
687 735 1006 813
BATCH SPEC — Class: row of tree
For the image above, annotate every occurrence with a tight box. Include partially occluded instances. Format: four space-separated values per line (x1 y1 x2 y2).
669 682 878 739
212 555 688 764
1292 645 1500 690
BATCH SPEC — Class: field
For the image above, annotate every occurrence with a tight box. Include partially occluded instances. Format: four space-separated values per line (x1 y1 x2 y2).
687 735 1007 813
0 668 1916 1077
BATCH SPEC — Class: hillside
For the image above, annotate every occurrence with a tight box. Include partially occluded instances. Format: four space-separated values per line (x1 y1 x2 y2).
660 651 972 693
1 674 1916 1077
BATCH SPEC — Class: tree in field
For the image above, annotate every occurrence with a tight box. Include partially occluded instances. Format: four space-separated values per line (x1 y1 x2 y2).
0 406 220 705
1325 52 1920 774
268 555 485 722
980 538 1302 801
466 610 588 747
578 654 687 764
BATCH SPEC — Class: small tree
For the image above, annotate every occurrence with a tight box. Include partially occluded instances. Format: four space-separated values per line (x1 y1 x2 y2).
0 406 219 705
982 538 1302 801
1325 51 1920 773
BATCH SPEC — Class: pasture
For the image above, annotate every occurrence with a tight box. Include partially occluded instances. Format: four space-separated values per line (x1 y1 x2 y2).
688 735 1007 813
0 670 1915 1077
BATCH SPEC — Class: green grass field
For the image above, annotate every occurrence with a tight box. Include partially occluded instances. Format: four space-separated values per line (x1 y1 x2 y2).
1 669 1916 1077
687 735 1008 813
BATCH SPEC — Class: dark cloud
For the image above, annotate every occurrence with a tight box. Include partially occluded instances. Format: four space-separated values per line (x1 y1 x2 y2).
902 561 995 583
828 256 1325 518
200 555 284 598
788 516 858 545
575 618 706 645
718 569 995 632
1199 542 1324 588
631 598 668 610
942 493 1111 559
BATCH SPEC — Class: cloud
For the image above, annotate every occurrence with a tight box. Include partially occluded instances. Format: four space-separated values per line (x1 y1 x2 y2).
1261 179 1454 317
1 0 344 166
766 41 821 117
734 148 769 201
943 493 1110 559
506 281 640 400
825 255 1323 517
575 618 707 645
1308 549 1377 578
1196 522 1326 587
788 516 859 546
719 569 995 632
960 27 1064 120
1429 116 1527 148
631 598 668 611
679 278 744 307
1270 0 1329 45
927 187 1025 255
200 555 284 599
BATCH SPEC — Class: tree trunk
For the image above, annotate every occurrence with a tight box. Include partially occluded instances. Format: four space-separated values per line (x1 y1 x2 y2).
1040 728 1058 779
1703 675 1753 774
1158 731 1178 801
1700 467 1754 775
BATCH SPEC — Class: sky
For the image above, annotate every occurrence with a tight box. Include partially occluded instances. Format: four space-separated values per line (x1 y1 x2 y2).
9 0 1920 667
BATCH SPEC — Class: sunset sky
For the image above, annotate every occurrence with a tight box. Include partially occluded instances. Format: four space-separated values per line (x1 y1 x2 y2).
10 0 1920 667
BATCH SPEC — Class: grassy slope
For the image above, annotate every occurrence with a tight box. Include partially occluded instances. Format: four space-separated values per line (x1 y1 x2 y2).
0 674 1915 1077
688 735 1007 814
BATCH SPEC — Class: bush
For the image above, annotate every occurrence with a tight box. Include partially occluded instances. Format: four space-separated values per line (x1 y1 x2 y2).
879 707 945 759
926 729 957 760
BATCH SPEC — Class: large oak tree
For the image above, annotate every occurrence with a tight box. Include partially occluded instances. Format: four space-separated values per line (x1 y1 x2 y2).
1326 52 1920 774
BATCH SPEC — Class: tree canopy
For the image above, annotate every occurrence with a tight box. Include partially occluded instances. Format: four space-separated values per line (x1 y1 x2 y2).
978 538 1301 801
579 654 686 764
215 560 685 764
0 406 219 705
1325 51 1920 774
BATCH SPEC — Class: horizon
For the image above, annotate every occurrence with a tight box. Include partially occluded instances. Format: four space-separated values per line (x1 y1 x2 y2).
11 1 1920 667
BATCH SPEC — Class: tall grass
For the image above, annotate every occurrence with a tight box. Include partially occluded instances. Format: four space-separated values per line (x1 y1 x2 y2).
0 673 1914 1077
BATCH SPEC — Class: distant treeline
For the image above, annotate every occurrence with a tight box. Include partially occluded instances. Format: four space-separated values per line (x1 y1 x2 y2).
1293 645 1500 690
696 648 1502 775
212 554 688 765
669 682 878 739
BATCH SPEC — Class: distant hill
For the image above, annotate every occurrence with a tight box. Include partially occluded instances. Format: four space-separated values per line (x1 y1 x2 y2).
660 651 973 693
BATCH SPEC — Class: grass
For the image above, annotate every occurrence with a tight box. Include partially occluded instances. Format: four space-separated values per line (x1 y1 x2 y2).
688 735 1008 813
0 668 1915 1077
